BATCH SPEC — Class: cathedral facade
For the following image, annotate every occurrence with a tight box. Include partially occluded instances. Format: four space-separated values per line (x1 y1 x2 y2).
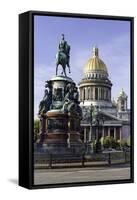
78 47 130 144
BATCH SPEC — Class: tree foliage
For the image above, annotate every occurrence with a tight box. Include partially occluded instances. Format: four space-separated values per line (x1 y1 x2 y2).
34 119 40 135
100 136 121 149
127 135 130 146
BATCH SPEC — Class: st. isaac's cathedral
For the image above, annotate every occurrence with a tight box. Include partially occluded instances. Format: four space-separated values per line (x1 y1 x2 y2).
78 47 130 144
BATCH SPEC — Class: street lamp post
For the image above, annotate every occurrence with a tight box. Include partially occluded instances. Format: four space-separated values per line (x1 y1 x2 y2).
83 104 105 154
91 105 105 153
89 104 94 153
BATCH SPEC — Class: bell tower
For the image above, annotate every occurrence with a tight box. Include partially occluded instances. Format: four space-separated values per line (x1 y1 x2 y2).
117 88 128 111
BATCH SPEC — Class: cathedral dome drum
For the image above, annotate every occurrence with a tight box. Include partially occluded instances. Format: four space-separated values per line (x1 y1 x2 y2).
79 46 112 108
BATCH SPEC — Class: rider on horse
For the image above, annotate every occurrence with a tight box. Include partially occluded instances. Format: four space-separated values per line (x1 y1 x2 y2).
56 34 71 76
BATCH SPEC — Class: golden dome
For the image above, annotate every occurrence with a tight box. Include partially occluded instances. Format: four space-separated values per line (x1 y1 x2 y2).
84 47 108 75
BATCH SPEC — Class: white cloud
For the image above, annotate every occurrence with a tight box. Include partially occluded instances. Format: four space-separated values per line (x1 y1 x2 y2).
34 63 55 118
99 33 130 103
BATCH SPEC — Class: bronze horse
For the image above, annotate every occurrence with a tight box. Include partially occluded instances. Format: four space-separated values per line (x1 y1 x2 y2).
56 45 71 76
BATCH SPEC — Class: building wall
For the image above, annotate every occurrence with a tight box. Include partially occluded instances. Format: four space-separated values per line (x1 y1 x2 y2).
121 124 130 141
117 111 130 121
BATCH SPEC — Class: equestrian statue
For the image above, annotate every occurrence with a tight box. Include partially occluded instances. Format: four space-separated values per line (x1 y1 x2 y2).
56 34 71 76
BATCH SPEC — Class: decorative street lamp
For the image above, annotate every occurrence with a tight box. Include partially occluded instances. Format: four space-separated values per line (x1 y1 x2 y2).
90 105 105 153
82 104 105 154
89 104 94 152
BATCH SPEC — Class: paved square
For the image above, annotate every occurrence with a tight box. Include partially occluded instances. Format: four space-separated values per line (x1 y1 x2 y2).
34 165 130 185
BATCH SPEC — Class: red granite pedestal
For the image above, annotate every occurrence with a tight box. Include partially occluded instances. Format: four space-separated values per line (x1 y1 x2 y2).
37 110 83 154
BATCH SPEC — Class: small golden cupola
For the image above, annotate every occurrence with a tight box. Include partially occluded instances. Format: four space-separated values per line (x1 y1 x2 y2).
119 88 128 98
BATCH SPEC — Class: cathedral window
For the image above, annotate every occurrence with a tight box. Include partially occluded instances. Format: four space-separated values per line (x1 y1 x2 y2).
88 88 90 99
83 88 85 100
116 127 120 140
106 89 108 100
104 127 108 137
95 88 98 100
91 87 93 100
110 128 114 137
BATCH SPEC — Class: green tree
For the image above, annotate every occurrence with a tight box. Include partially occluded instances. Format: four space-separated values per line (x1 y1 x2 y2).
127 135 131 147
100 136 104 146
121 140 127 147
103 136 111 149
102 136 120 149
110 137 118 149
117 139 127 149
34 119 40 138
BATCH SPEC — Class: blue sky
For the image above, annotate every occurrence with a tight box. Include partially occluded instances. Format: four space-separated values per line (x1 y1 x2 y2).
34 15 131 118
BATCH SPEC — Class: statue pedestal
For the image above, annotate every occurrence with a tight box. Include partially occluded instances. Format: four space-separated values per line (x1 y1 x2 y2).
35 75 84 155
45 110 83 154
36 110 83 155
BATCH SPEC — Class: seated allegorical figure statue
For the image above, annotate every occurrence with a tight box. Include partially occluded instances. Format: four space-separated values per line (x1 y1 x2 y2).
38 89 49 115
38 83 52 115
61 83 82 118
73 86 79 103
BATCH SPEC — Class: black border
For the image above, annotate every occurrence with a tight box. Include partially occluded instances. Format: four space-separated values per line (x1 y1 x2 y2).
19 10 134 189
